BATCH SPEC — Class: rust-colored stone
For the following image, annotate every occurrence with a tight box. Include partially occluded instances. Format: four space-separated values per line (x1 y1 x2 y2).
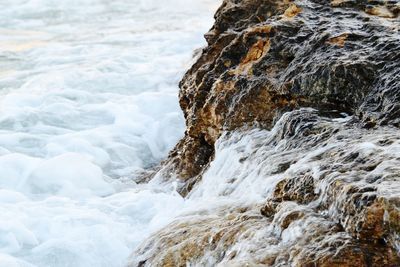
326 33 349 48
283 4 302 18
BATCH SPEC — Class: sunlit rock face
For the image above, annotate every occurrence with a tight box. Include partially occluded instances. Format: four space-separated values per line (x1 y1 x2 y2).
130 0 400 266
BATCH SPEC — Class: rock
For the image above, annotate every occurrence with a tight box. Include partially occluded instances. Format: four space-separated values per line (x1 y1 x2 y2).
166 0 400 183
132 0 400 266
131 109 400 266
273 173 318 204
130 201 399 267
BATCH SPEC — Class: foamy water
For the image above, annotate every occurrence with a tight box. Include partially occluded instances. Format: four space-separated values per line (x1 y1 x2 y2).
0 1 218 266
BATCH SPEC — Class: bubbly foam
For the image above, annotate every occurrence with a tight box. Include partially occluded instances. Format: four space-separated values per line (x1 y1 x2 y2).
0 1 217 266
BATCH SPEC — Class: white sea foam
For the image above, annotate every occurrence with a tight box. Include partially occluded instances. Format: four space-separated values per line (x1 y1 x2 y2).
0 1 218 266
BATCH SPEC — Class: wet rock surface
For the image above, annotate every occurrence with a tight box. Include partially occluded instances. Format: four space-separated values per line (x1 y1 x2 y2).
130 0 400 266
130 110 400 266
169 0 400 181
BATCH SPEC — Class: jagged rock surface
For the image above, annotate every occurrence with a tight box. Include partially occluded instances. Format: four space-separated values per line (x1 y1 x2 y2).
170 0 400 183
130 0 400 266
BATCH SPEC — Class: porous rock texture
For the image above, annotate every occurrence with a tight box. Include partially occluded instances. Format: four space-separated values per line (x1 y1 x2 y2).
130 0 400 266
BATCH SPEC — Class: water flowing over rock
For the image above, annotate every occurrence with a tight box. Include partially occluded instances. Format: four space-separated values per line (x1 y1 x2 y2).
129 0 400 266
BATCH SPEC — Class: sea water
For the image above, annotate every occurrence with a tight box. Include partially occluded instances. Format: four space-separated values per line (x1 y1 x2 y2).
0 1 218 266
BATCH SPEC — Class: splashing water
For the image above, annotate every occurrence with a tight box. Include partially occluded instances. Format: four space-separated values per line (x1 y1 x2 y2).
0 1 218 266
130 109 400 266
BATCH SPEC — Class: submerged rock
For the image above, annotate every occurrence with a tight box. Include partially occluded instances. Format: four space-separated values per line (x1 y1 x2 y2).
130 0 400 266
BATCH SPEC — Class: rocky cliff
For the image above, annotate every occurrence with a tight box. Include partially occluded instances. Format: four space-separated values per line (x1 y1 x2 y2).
130 0 400 266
